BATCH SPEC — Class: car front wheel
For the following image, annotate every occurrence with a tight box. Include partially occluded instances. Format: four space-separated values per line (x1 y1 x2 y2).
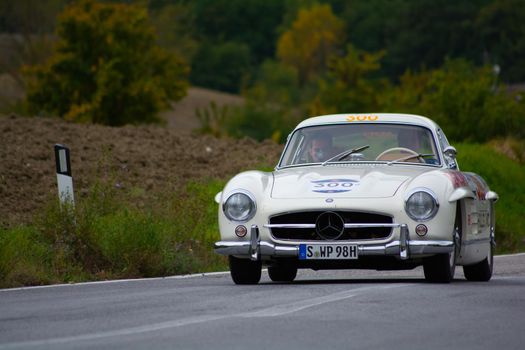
229 256 262 285
424 229 457 283
463 242 493 282
268 265 297 282
423 249 456 283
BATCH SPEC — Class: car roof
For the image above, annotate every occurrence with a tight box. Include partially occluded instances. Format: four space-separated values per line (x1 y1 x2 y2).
294 113 439 131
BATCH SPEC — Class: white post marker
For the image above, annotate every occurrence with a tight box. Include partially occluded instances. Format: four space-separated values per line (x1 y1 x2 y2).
54 144 75 206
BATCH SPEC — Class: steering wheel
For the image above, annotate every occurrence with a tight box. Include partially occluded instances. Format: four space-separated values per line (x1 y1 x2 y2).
375 147 425 163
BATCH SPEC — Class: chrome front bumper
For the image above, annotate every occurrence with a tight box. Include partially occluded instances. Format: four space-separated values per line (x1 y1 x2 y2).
214 224 454 261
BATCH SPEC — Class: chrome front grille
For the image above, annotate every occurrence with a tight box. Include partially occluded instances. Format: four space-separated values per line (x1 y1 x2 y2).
266 211 395 241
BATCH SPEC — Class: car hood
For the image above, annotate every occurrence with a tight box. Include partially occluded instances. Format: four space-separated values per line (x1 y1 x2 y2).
271 165 434 199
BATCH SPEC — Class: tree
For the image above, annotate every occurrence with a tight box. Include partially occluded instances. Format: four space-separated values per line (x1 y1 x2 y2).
186 0 285 92
190 41 251 93
24 0 188 125
340 0 487 80
477 0 525 82
311 45 386 115
382 59 525 142
277 4 345 85
191 0 285 64
149 2 198 63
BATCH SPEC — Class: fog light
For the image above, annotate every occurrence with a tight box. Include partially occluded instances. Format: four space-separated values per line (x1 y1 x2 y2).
235 225 247 237
415 224 428 236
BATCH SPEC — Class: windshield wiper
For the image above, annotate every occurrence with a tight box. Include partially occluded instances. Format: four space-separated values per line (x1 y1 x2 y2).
322 145 370 166
387 153 435 165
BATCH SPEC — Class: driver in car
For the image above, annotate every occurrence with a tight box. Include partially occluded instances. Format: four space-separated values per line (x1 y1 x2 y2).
308 136 334 162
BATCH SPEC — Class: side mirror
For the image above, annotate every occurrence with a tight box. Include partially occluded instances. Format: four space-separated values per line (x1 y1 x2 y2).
443 146 457 159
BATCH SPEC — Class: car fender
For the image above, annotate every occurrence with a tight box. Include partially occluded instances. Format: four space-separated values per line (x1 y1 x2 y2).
217 170 273 240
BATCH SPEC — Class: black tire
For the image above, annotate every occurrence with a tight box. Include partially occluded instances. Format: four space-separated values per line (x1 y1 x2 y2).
424 206 461 283
463 243 493 282
423 250 456 283
268 265 297 282
229 256 262 285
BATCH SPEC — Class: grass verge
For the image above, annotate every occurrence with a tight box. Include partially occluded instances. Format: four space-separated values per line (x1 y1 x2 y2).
457 143 525 252
0 178 228 288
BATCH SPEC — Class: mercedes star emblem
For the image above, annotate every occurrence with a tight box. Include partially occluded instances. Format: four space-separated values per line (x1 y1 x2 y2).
315 211 345 240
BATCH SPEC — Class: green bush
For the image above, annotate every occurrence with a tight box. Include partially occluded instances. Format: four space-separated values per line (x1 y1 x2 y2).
190 41 251 93
456 143 525 252
382 59 525 142
24 0 188 125
0 174 228 288
0 226 55 288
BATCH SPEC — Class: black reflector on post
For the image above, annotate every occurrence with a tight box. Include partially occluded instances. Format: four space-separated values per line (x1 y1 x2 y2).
54 144 75 205
54 144 72 176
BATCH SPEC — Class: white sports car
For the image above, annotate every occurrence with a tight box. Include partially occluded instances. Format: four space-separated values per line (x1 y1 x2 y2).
214 114 498 284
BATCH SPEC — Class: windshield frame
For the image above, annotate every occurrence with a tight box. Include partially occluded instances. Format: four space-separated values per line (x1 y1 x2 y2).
276 122 444 170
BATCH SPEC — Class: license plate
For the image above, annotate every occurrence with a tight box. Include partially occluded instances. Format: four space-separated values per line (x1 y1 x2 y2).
299 244 358 260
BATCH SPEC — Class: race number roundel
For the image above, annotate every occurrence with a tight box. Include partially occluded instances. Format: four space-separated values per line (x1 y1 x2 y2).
311 179 359 193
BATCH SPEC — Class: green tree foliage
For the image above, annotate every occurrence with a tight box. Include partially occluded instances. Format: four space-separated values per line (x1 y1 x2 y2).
0 0 65 34
312 45 386 115
184 0 286 92
190 41 251 93
149 2 198 63
340 0 488 80
249 60 303 107
277 4 345 85
382 59 525 142
477 0 525 83
191 0 285 64
24 0 188 125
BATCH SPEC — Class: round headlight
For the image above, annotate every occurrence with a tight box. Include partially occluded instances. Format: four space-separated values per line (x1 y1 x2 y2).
405 189 439 221
223 192 256 222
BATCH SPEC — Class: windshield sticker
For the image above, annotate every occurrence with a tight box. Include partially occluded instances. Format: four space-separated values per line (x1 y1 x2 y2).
311 179 360 193
346 115 378 122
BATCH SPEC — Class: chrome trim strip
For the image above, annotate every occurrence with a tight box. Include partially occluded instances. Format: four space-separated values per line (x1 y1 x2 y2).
264 223 400 229
264 224 316 228
345 223 401 228
214 239 454 258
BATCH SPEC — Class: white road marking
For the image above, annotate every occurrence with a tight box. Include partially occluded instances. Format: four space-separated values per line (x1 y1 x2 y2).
0 315 229 349
242 284 409 318
0 271 231 293
0 284 412 349
495 252 525 258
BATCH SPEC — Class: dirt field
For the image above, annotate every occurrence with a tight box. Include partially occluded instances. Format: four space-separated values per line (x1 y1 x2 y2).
160 87 243 132
0 114 281 227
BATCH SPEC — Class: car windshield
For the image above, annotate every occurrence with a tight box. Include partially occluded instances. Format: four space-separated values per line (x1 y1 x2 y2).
279 123 440 167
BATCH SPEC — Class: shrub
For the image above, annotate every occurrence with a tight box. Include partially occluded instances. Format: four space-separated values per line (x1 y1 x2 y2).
190 41 251 93
24 0 188 125
456 143 525 252
0 226 56 288
382 59 525 142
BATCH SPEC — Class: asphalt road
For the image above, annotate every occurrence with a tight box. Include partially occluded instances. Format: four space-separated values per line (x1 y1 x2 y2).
1 253 525 350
